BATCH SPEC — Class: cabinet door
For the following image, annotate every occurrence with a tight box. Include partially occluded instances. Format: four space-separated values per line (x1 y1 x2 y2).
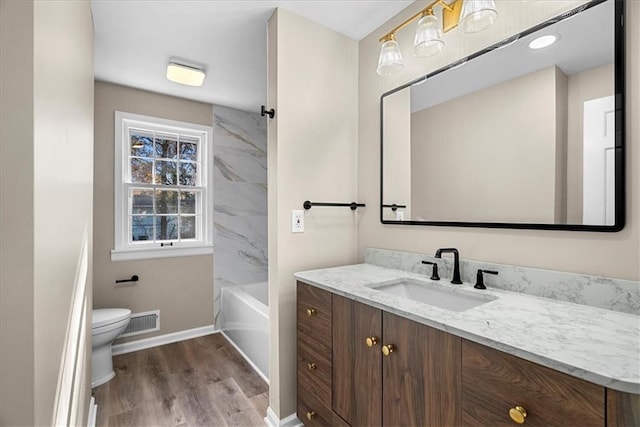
333 295 382 427
607 389 640 427
382 313 462 427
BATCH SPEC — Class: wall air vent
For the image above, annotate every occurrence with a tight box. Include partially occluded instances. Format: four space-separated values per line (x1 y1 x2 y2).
119 310 160 338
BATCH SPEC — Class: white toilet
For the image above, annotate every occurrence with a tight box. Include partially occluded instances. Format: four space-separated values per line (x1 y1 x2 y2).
91 308 131 388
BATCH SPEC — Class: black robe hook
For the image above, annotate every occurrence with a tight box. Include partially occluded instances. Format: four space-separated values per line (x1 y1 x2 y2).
261 105 275 119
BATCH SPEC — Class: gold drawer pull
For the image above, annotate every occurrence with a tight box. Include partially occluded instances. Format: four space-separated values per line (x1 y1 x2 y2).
306 411 316 420
509 406 527 424
307 308 316 316
381 344 395 356
307 362 317 370
365 336 379 347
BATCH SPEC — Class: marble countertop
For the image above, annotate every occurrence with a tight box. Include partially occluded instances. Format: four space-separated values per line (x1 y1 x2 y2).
295 263 640 394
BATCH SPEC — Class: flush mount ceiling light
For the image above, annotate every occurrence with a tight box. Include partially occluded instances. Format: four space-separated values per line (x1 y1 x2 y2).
376 0 498 76
528 34 558 50
166 62 206 87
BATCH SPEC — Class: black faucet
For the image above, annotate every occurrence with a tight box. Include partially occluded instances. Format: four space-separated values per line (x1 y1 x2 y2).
434 248 462 284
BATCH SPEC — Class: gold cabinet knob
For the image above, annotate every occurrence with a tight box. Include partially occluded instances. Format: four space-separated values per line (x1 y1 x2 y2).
381 344 395 356
307 362 317 370
509 406 527 424
306 411 315 420
306 308 316 316
365 336 379 347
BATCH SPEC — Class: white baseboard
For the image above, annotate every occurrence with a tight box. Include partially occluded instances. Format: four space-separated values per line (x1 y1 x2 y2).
265 407 302 427
112 325 216 355
219 330 269 386
87 396 97 427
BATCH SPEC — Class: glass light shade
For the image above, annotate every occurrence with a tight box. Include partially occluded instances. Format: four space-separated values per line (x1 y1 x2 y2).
458 0 498 34
166 63 206 86
376 38 404 76
414 14 444 57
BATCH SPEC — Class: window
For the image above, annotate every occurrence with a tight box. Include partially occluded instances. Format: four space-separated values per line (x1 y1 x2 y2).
112 111 213 261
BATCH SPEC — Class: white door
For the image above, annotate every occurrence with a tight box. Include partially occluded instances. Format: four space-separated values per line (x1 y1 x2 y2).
583 95 615 226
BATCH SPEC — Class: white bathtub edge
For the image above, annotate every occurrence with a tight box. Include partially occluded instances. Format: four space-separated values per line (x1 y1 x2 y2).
222 283 268 316
220 330 269 385
112 325 216 355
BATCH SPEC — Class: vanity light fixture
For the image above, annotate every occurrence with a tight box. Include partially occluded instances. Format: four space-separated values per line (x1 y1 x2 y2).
376 0 498 76
528 34 558 50
166 61 206 87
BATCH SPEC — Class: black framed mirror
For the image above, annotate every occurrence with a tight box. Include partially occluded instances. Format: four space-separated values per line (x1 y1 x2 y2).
380 0 625 231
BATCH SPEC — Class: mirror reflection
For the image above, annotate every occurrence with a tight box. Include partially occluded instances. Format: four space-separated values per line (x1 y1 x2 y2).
381 0 623 229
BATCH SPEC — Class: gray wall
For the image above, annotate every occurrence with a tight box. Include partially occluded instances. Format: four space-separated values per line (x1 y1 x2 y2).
267 8 359 418
212 105 267 324
1 0 94 424
93 82 214 342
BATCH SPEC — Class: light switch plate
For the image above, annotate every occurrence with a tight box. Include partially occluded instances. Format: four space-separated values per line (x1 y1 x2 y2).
292 210 304 233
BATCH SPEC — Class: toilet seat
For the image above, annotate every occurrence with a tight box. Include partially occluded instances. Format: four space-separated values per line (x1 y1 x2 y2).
92 308 131 329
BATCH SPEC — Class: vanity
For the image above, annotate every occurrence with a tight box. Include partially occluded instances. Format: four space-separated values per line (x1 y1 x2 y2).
294 255 640 426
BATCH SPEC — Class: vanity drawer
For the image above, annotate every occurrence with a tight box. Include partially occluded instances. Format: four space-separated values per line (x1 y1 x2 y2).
461 339 604 426
298 335 332 406
297 281 332 347
298 391 333 427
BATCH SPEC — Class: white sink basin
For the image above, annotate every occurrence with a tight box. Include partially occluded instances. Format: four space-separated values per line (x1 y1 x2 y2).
370 278 497 312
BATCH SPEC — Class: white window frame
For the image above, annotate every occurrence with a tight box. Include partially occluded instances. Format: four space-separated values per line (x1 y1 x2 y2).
111 111 214 261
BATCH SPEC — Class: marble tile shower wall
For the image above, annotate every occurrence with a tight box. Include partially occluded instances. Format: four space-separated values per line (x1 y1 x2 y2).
364 248 640 315
213 105 267 324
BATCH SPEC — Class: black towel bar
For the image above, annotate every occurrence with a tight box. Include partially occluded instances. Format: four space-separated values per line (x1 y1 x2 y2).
303 201 366 211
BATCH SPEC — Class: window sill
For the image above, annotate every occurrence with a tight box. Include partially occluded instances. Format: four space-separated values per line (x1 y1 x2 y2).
111 244 214 262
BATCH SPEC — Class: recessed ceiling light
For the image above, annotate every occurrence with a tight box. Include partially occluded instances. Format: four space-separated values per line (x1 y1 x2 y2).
528 34 558 50
166 62 206 87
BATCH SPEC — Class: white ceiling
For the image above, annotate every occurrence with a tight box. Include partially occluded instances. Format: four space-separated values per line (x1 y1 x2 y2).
91 0 414 113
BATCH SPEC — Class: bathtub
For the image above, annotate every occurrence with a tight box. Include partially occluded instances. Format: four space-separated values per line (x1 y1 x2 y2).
220 282 269 382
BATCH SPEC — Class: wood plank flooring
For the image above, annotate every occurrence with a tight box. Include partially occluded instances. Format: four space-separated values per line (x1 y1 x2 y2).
92 333 268 427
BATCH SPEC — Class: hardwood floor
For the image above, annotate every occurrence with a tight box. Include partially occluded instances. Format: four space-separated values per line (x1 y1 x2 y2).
92 333 268 426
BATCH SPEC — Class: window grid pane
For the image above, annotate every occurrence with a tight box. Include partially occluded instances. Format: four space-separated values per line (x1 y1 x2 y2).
130 157 153 184
130 130 154 157
154 133 178 160
179 136 199 161
131 215 154 241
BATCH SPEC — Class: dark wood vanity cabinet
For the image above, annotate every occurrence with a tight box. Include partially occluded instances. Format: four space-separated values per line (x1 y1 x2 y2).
297 281 639 427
